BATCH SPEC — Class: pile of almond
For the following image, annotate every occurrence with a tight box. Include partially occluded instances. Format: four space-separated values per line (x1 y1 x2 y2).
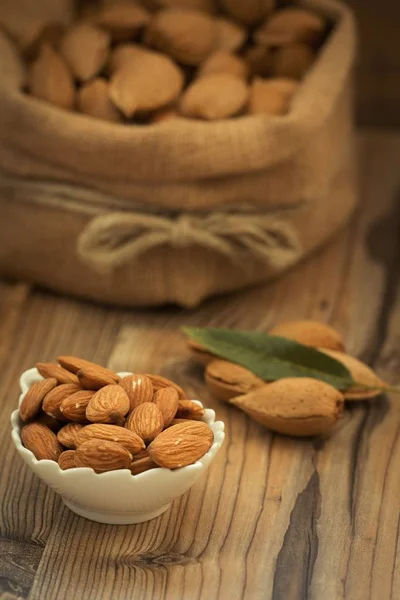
18 0 328 123
188 320 388 438
19 356 214 473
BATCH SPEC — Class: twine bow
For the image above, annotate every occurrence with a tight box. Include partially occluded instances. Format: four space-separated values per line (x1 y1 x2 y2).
77 211 302 273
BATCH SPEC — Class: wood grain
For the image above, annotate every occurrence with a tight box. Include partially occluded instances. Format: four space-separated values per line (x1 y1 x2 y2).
0 130 399 599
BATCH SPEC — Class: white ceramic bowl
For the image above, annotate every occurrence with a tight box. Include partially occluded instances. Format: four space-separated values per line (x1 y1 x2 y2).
11 368 225 525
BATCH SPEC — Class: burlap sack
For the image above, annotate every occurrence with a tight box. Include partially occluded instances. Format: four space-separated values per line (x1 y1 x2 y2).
0 0 357 307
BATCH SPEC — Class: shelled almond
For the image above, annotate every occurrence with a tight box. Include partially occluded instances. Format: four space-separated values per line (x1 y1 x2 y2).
20 1 328 123
19 357 214 474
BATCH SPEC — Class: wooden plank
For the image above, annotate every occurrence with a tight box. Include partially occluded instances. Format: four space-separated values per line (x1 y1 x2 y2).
27 130 400 599
0 537 43 600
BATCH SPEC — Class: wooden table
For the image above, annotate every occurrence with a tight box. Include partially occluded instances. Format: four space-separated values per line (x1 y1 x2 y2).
1 130 399 600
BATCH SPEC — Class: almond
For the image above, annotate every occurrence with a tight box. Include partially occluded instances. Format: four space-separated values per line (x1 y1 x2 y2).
144 374 186 399
130 456 158 475
198 51 249 80
270 320 345 352
270 43 314 80
175 399 205 420
77 366 119 390
187 339 217 366
60 23 110 82
107 43 151 75
75 439 132 472
57 423 85 449
58 450 77 470
21 422 63 461
78 78 122 123
254 8 325 47
60 390 94 422
180 73 248 120
215 17 246 53
148 421 214 469
20 21 66 60
248 77 295 116
19 378 58 422
57 356 119 379
36 362 79 385
42 382 81 420
245 45 273 77
132 448 149 460
119 374 154 410
86 385 130 424
154 387 179 427
94 1 151 42
152 108 179 123
318 349 387 400
109 50 184 117
29 43 75 110
221 0 275 25
145 8 217 65
76 423 145 455
206 360 265 402
143 0 216 11
230 378 344 437
36 411 62 432
125 403 164 443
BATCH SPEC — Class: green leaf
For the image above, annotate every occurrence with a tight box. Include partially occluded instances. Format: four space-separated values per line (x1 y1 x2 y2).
182 326 355 391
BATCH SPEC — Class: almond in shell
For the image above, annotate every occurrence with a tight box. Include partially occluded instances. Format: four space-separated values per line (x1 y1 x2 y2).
154 387 179 427
245 45 273 77
78 78 122 123
248 77 296 116
86 385 130 424
43 382 81 420
270 43 314 80
145 8 217 65
75 439 133 473
199 51 249 80
60 23 110 82
76 423 145 455
230 378 344 437
148 421 213 469
60 390 94 423
125 403 164 443
318 349 387 400
36 362 79 384
29 43 75 110
215 17 246 52
107 43 151 75
109 50 184 117
180 73 249 120
254 7 326 46
206 360 265 402
270 320 345 352
94 1 151 42
221 0 275 25
119 374 154 410
57 423 85 449
19 21 66 60
142 0 216 11
175 399 205 420
58 450 77 470
19 377 58 422
21 422 63 461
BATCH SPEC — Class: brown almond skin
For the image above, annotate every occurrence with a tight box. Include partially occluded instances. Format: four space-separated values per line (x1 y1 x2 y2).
21 422 63 461
231 378 345 437
269 320 345 352
125 403 164 443
154 387 179 427
119 375 154 410
78 367 119 390
130 456 158 475
76 424 145 455
206 360 265 402
57 423 85 449
36 411 62 432
86 385 130 424
144 374 186 399
75 439 132 473
36 363 79 384
19 378 58 422
318 349 387 400
58 450 77 470
60 391 94 423
148 421 213 469
42 382 81 420
175 400 205 421
57 356 119 379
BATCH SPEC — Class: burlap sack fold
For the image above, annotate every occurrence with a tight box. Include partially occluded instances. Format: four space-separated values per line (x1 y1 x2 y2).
0 0 357 307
